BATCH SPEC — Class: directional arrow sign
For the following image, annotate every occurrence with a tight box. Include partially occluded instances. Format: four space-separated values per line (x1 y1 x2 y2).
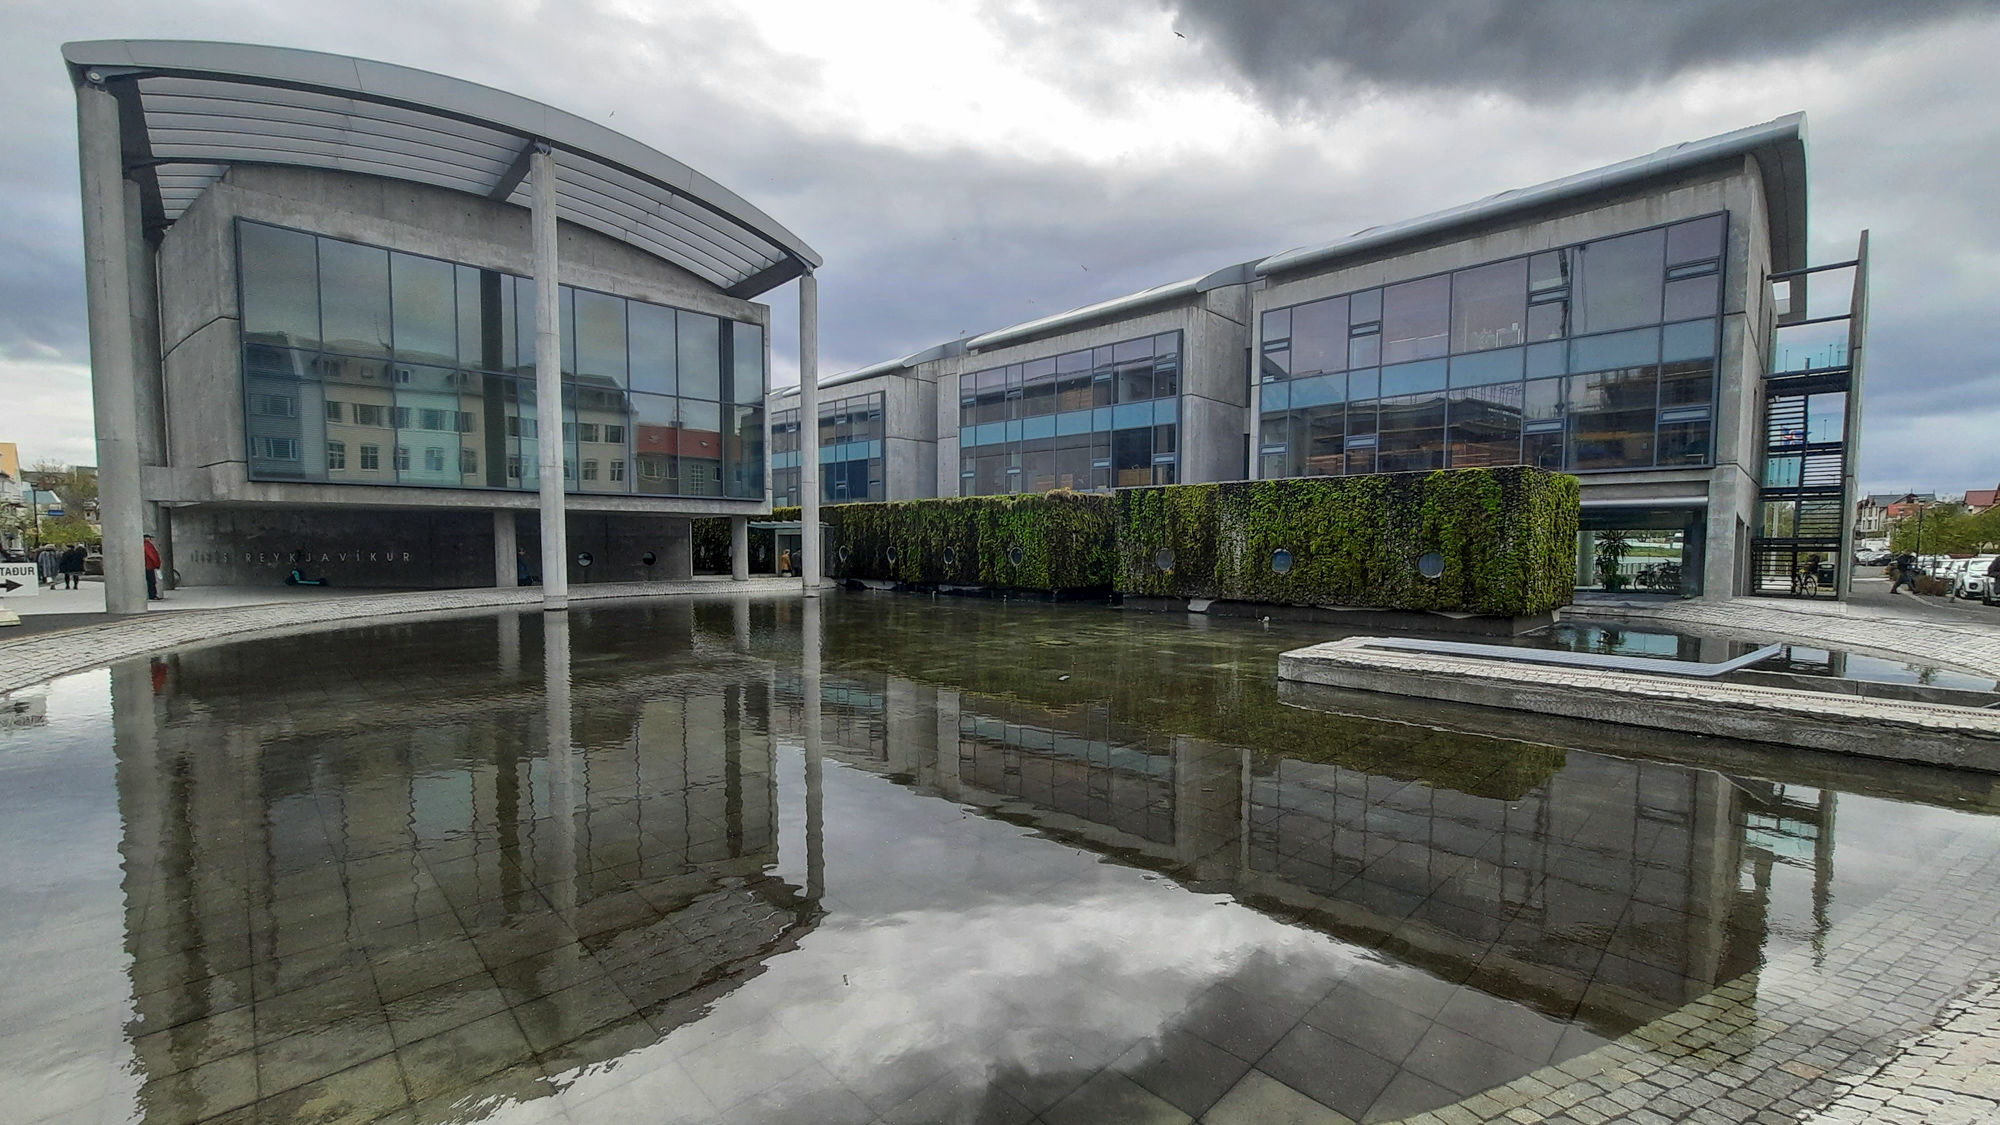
0 562 39 598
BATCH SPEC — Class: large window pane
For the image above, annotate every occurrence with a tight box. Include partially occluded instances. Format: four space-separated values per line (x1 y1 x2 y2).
631 392 679 495
1381 359 1447 397
512 277 537 376
1573 228 1665 334
395 388 461 486
1660 359 1714 408
1056 433 1091 490
1666 215 1725 265
1113 428 1151 487
390 251 456 367
678 312 721 401
1448 348 1524 388
456 266 510 373
1570 327 1659 374
574 289 628 385
732 321 765 404
1301 404 1345 476
729 404 765 498
1567 367 1659 468
1291 297 1348 377
1023 360 1058 417
629 302 676 395
318 238 390 357
239 222 320 350
1381 275 1450 363
1376 391 1446 472
1663 274 1719 322
1450 258 1528 353
1447 383 1524 467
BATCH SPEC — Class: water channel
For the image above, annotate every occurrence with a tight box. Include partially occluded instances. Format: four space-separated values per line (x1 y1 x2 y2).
3 593 1998 1125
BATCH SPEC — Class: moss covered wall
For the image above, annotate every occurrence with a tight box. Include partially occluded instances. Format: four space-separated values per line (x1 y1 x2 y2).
818 468 1578 615
1116 469 1578 616
824 492 1116 592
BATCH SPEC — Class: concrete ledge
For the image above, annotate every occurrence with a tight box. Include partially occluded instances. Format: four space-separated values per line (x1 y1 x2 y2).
1278 636 2000 773
1124 595 1556 636
0 577 802 695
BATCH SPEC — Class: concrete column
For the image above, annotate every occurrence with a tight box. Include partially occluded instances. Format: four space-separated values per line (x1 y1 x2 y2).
493 510 518 588
543 612 578 951
530 145 568 612
1246 288 1263 480
664 517 694 580
730 515 749 581
74 79 146 615
798 272 821 597
802 595 824 900
126 179 174 592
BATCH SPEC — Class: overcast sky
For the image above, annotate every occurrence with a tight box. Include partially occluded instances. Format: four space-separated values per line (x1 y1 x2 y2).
4 0 1996 495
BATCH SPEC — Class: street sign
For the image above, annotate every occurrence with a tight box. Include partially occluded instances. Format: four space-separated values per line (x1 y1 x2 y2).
0 561 38 598
45 508 64 517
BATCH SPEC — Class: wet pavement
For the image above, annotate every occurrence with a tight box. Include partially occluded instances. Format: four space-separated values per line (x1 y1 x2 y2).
3 593 1999 1125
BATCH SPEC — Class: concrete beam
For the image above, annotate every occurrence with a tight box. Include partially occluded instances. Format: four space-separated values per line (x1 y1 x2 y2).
75 79 147 615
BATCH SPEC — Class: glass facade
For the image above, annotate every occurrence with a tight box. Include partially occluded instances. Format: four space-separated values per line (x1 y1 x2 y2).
770 392 885 507
1258 214 1725 477
958 331 1181 495
236 219 766 498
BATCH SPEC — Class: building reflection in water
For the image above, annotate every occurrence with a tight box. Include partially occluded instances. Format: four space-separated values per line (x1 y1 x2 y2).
90 597 1869 1125
115 604 822 1123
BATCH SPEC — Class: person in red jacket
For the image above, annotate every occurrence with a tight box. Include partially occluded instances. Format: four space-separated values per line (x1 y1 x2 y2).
143 534 163 601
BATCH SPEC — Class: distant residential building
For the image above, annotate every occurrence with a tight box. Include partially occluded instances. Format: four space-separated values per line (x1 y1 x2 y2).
1965 485 2000 514
0 443 18 481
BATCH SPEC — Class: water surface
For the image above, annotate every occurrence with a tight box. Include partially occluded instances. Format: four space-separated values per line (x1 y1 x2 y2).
3 594 1997 1125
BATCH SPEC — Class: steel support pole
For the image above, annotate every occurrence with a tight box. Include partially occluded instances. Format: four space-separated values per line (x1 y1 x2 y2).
530 146 568 611
798 272 821 596
75 80 147 615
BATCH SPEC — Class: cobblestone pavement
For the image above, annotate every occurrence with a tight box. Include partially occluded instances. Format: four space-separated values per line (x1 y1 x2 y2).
0 577 801 694
1801 982 2000 1125
1382 834 2000 1125
1589 595 2000 680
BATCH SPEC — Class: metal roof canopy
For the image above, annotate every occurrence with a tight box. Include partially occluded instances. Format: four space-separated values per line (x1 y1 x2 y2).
1258 113 1809 283
62 39 821 299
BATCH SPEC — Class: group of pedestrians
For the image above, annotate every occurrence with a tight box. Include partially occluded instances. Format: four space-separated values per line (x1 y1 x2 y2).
34 543 90 590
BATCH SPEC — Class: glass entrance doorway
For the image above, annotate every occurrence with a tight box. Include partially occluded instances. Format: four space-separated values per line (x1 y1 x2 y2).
1578 506 1705 597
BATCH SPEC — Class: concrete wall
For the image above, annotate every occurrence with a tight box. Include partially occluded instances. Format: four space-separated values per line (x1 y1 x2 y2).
151 166 771 520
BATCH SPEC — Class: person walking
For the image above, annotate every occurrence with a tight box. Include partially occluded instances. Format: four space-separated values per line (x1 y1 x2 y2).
143 534 163 601
58 543 85 590
779 547 792 578
36 543 57 588
1890 551 1919 594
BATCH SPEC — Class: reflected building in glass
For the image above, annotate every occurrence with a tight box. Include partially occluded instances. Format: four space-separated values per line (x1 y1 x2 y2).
812 113 1859 601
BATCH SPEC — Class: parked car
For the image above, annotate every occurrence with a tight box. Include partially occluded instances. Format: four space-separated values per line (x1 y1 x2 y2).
1956 555 2000 600
83 548 103 576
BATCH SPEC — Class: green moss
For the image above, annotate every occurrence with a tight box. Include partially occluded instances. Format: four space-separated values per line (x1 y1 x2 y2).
817 469 1576 614
1113 468 1577 615
826 492 1116 591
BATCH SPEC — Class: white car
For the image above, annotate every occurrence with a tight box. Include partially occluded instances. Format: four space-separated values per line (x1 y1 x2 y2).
1954 556 1999 600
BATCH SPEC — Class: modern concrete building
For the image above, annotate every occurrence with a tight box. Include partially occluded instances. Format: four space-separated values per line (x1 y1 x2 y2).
813 114 1867 601
63 40 826 607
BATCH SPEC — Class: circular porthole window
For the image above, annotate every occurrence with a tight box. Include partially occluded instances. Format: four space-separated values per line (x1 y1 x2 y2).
885 547 898 565
942 546 957 566
1271 549 1293 575
1418 551 1446 579
1008 545 1026 568
641 552 657 566
576 551 594 569
1154 548 1175 572
838 546 851 564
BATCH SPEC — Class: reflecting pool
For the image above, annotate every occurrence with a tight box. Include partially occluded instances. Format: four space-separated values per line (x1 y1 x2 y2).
3 594 1999 1125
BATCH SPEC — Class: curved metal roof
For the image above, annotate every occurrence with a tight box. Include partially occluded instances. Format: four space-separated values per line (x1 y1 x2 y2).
1258 113 1808 280
62 39 820 298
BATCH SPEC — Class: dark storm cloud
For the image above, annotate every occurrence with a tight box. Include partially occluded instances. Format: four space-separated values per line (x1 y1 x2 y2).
1163 0 1997 104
